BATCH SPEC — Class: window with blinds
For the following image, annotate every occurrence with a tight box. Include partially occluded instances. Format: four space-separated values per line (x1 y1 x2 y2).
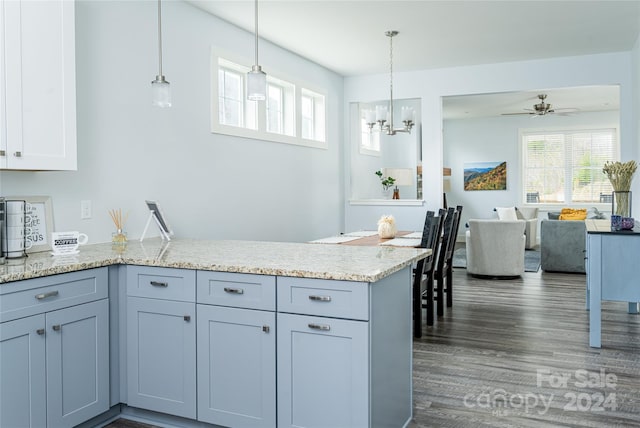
522 128 618 204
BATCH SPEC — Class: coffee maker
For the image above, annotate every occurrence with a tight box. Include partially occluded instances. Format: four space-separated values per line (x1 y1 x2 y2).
0 197 5 264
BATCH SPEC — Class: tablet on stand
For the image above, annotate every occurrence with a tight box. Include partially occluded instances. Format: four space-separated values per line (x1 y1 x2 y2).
140 200 174 242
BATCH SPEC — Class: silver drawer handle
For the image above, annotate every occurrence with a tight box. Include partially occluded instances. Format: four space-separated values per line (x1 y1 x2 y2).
52 325 61 331
36 328 45 335
35 290 59 300
309 295 331 302
224 287 244 294
150 281 168 287
308 323 331 331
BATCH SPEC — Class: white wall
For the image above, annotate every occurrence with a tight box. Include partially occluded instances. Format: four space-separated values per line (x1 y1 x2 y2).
344 52 637 233
0 0 344 243
444 110 620 237
634 35 640 163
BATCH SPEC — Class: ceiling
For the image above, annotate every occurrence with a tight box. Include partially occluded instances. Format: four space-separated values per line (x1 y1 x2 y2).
187 1 639 118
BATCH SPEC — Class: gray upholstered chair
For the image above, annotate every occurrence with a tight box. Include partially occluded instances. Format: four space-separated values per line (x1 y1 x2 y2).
465 219 526 277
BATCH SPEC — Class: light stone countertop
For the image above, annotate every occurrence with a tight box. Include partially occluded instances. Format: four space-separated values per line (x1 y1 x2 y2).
0 238 429 284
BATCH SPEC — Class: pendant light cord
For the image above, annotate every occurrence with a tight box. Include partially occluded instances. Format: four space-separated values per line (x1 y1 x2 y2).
157 0 163 77
388 32 395 130
254 0 259 67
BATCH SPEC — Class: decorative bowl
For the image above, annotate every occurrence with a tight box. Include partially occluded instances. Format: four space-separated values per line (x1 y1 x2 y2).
621 217 635 230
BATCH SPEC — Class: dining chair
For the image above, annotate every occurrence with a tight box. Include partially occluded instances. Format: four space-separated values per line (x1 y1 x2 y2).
446 205 464 309
433 206 458 318
414 209 446 333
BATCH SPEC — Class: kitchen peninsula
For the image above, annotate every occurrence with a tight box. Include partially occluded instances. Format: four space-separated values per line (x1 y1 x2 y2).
1 239 427 428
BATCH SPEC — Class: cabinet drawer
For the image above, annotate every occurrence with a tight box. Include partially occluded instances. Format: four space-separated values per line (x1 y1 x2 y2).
277 277 369 321
126 266 195 302
0 268 108 323
197 271 275 311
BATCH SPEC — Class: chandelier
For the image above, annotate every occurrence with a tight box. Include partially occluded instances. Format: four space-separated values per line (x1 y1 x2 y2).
364 31 414 135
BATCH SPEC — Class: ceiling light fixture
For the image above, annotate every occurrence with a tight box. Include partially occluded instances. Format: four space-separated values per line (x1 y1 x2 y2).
247 0 267 101
151 0 171 107
364 31 414 135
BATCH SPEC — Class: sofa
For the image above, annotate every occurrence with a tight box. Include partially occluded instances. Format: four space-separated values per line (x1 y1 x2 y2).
540 219 586 273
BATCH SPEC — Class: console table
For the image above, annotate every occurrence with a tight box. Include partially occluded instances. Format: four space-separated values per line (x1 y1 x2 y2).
585 219 640 347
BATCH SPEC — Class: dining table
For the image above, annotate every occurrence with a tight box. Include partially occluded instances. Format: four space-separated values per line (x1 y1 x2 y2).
309 230 431 337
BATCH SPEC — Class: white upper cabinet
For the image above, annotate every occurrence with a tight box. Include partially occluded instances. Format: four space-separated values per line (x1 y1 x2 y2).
1 0 77 170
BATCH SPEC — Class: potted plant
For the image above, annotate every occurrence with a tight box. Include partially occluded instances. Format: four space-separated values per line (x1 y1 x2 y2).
375 170 396 198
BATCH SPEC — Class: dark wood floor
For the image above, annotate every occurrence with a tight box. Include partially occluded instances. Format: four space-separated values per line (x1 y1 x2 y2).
105 269 640 428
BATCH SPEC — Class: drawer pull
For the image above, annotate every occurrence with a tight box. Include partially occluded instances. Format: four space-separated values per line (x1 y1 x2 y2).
150 281 168 287
36 328 45 335
184 315 191 322
308 323 331 331
262 325 270 333
309 295 331 302
224 287 244 295
35 290 59 300
52 325 61 331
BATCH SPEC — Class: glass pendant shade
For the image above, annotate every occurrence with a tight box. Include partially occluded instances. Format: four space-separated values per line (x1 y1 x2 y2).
152 76 171 108
247 66 267 101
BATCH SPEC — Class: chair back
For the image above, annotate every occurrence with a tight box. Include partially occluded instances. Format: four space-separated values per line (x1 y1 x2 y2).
419 211 435 248
437 207 456 271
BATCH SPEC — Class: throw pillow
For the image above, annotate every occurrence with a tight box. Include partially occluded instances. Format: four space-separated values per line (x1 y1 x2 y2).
559 208 587 220
547 212 561 220
495 206 518 221
586 207 606 219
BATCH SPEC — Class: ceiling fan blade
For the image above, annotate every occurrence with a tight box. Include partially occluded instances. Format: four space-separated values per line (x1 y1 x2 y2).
501 112 534 116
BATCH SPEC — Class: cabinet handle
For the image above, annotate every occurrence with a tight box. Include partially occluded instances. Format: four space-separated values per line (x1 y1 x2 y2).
0 150 5 156
14 151 22 157
223 287 244 294
262 325 270 333
309 295 331 302
150 281 168 287
35 290 59 300
52 325 61 331
184 315 191 322
308 323 331 331
36 328 45 335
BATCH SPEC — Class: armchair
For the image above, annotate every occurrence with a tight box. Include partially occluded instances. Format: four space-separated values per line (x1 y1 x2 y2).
516 207 539 249
465 219 526 278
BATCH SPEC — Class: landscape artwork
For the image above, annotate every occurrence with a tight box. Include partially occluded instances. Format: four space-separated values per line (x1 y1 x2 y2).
464 161 507 191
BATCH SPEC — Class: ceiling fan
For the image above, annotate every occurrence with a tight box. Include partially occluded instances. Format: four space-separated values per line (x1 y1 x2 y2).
502 94 577 117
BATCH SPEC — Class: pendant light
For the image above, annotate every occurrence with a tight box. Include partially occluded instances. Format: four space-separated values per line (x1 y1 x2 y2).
364 31 414 135
151 0 171 107
247 0 267 101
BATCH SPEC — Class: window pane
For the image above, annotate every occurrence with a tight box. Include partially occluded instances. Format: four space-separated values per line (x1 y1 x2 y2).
523 129 617 204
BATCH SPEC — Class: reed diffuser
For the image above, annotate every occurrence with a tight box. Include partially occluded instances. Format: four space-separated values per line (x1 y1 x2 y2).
109 208 129 245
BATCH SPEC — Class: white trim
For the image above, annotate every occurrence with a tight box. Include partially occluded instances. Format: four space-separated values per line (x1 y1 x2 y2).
349 199 425 206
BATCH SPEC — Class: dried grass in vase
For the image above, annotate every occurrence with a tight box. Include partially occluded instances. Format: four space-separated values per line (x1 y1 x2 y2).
603 160 637 191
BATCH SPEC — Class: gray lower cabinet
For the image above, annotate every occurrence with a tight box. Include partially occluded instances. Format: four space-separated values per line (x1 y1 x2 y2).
277 312 369 428
125 266 197 419
196 271 276 428
0 268 109 428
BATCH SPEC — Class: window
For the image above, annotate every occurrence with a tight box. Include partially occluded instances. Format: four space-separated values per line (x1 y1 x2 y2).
301 89 325 142
217 60 257 130
522 128 618 204
211 52 327 149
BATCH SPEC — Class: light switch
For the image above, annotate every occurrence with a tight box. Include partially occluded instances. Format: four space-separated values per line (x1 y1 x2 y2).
81 200 92 219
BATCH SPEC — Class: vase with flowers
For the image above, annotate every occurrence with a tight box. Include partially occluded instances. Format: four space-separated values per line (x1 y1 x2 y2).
603 160 637 218
375 170 396 199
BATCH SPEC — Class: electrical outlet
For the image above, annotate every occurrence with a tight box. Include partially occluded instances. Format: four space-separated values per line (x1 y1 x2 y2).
81 200 92 219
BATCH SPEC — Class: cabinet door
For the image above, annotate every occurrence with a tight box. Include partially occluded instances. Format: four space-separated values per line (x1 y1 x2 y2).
127 297 196 419
46 299 109 428
197 305 275 427
2 0 76 170
0 315 46 428
277 313 369 428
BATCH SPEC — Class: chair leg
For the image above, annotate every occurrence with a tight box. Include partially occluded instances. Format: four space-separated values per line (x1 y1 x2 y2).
446 267 453 307
425 275 434 326
437 273 444 317
412 274 422 338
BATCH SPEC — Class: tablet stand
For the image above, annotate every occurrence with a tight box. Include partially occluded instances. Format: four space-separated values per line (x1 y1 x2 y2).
140 210 171 242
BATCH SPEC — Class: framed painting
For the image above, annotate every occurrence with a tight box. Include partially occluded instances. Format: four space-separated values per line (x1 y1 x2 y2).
463 161 507 191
